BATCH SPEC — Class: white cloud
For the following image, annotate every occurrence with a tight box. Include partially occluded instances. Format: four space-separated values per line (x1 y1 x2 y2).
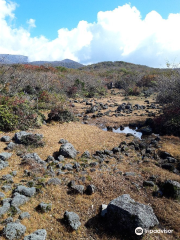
27 18 36 28
0 0 180 67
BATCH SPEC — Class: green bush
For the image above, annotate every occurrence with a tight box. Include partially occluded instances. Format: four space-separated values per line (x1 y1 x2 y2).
0 105 18 131
0 95 45 131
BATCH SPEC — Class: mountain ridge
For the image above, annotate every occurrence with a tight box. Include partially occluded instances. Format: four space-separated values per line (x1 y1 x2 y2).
0 54 84 69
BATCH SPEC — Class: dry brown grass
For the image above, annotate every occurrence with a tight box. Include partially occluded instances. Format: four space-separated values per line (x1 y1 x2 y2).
0 102 180 240
161 135 180 160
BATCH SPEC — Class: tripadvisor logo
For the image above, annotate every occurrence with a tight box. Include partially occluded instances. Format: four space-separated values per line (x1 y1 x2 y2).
135 227 143 235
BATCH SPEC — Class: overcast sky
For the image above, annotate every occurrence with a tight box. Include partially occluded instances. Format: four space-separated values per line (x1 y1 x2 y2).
1 0 180 67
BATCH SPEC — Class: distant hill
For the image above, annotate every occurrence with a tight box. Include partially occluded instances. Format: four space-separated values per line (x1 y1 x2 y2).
29 59 84 69
0 54 84 69
79 61 153 73
0 54 28 64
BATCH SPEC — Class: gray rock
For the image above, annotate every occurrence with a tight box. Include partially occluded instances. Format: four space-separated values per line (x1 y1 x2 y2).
0 160 9 170
59 139 68 144
3 222 26 240
107 194 159 236
22 153 47 169
143 181 155 187
101 204 107 217
68 180 76 188
24 229 47 240
2 185 12 192
159 151 172 159
46 178 61 186
2 174 13 183
0 198 11 217
89 162 99 167
6 142 16 150
11 193 29 207
57 155 64 162
56 170 65 176
22 153 38 160
124 172 136 177
138 126 152 135
71 185 84 194
161 163 175 171
14 131 32 143
1 136 11 142
0 192 5 198
45 168 55 177
81 151 91 158
73 162 80 169
64 211 81 230
163 180 180 201
56 163 63 169
86 185 96 195
0 152 12 161
46 156 55 163
62 164 73 170
104 149 113 156
11 171 17 176
167 157 177 163
14 185 36 197
59 143 77 158
37 202 52 213
4 217 14 224
19 212 30 220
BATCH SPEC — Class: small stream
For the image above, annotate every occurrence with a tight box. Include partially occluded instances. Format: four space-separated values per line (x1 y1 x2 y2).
102 126 143 139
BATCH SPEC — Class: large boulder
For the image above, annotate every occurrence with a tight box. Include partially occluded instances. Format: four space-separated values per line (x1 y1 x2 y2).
3 222 26 240
14 185 36 197
59 143 77 158
24 229 47 240
14 131 43 145
106 194 159 237
14 131 32 144
64 211 81 230
162 180 180 201
71 185 84 194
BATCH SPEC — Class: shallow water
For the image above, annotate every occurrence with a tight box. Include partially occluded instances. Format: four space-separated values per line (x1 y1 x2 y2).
103 126 142 139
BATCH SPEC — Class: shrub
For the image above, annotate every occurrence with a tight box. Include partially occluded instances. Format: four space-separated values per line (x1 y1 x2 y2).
14 104 45 130
67 86 78 97
137 75 157 88
20 134 45 148
153 106 180 136
128 86 140 96
0 105 18 131
0 95 45 131
38 90 51 103
47 105 75 123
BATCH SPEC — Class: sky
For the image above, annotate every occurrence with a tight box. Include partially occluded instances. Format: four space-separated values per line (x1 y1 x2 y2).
0 0 180 67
